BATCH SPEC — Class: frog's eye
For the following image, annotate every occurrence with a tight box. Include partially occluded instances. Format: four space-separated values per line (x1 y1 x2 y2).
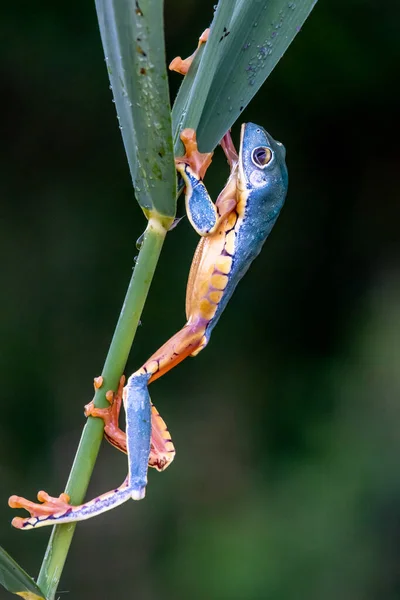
251 146 272 168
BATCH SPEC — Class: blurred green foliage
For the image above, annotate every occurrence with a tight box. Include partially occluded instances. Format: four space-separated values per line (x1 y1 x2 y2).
1 0 400 599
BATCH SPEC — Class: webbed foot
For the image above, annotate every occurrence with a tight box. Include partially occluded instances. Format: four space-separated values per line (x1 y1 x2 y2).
175 128 213 181
169 28 209 75
9 491 72 529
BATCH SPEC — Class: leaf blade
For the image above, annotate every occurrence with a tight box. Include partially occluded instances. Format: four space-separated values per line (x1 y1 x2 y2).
199 0 318 149
172 0 318 151
0 546 45 599
95 0 176 220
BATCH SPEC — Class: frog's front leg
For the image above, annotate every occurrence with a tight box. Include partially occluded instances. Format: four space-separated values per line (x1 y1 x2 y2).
176 129 237 236
175 128 217 236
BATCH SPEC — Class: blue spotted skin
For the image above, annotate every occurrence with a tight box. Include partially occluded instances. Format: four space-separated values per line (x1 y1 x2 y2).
9 123 288 529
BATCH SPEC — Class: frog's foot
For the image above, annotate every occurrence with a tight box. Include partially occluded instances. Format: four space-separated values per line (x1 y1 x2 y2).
81 374 105 421
169 28 209 75
176 128 213 181
8 477 145 530
85 375 127 454
9 491 72 530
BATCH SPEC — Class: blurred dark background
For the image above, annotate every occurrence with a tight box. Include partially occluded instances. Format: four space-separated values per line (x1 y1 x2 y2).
1 0 400 598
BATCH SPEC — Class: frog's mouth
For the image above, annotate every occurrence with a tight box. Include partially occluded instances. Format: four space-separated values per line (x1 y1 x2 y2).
237 122 247 193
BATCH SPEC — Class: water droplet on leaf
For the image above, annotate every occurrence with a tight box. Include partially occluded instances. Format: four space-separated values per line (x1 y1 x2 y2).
136 233 145 250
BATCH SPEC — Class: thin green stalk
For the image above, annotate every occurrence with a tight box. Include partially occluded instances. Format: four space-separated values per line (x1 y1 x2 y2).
37 217 168 600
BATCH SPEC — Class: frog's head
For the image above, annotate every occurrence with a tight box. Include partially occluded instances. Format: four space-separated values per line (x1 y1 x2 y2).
238 122 288 197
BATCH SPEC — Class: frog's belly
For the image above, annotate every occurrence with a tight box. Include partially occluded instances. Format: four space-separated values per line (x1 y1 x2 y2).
186 210 240 325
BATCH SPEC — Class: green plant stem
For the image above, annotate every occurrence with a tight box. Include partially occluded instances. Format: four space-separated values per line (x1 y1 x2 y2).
37 217 168 600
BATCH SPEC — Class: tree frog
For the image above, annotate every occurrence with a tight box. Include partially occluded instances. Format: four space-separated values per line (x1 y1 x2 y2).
9 122 288 529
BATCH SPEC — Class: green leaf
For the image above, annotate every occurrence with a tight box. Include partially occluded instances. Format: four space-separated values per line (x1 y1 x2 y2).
0 546 45 599
172 0 318 152
95 0 176 222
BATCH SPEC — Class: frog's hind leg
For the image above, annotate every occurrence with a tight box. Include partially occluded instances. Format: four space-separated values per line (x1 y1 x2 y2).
9 373 153 529
9 321 208 529
85 377 174 472
9 481 133 530
123 319 209 467
138 320 208 385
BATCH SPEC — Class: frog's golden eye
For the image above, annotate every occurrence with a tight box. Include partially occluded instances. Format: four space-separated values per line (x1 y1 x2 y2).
251 146 272 168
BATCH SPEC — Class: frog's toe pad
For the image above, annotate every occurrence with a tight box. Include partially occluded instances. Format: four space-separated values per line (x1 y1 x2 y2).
9 491 71 529
169 56 190 75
